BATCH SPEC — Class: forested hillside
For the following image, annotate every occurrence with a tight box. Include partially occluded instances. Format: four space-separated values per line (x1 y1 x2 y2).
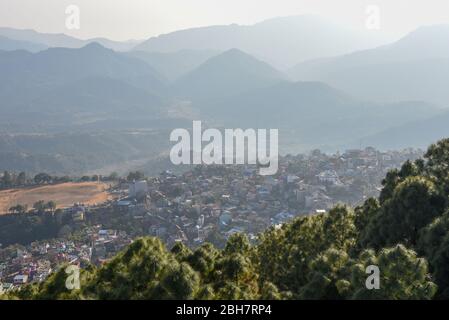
5 138 449 300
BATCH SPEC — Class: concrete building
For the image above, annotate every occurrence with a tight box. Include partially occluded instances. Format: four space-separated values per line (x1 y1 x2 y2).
129 180 148 198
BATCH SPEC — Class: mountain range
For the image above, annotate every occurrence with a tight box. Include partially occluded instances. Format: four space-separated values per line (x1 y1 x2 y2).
289 25 449 107
0 35 47 52
173 48 287 101
0 27 141 51
135 15 388 69
0 43 169 132
192 80 441 151
126 49 219 82
1 17 449 173
356 110 449 150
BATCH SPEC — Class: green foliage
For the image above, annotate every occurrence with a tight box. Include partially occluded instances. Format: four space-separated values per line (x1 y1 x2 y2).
34 172 52 184
350 245 436 299
224 233 251 255
9 204 28 214
84 237 175 299
155 262 200 299
1 171 13 188
362 176 446 248
185 243 220 278
33 200 46 212
425 138 449 180
298 248 352 299
354 198 379 233
418 212 449 298
379 160 423 204
0 211 60 246
256 205 357 297
127 171 145 182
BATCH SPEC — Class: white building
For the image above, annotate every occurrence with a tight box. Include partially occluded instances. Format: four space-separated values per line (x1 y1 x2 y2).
317 170 340 185
129 180 148 198
13 274 28 285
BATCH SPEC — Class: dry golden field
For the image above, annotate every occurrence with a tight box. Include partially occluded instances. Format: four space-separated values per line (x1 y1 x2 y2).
0 182 113 214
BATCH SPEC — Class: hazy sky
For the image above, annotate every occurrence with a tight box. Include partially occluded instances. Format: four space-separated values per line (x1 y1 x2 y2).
1 0 449 41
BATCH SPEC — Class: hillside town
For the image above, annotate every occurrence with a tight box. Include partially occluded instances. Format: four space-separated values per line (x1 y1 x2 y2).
0 147 423 292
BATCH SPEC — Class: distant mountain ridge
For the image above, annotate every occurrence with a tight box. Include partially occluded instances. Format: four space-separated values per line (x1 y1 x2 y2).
0 43 170 131
289 24 449 107
135 15 388 69
355 110 449 150
0 35 47 52
0 42 166 95
193 80 441 150
0 27 141 52
0 20 447 173
173 48 287 101
126 49 220 82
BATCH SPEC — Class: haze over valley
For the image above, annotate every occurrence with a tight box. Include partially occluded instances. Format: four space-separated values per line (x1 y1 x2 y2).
0 14 448 174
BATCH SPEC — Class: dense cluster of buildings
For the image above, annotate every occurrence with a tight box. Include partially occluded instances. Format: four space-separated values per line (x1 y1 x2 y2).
0 147 423 291
0 226 132 293
107 147 422 248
